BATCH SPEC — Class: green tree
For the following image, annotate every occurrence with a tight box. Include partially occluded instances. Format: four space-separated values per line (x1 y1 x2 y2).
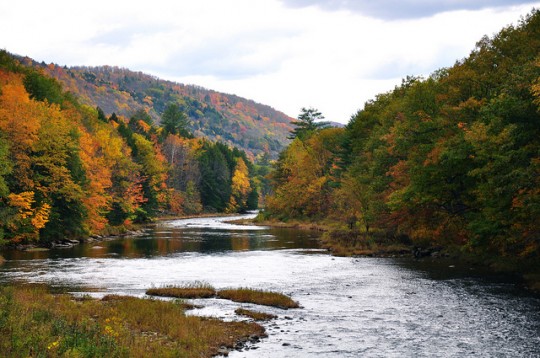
198 143 231 212
161 103 190 137
23 71 64 106
96 106 107 122
288 107 331 140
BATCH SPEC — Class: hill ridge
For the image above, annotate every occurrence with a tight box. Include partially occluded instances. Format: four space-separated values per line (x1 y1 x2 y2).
20 58 293 158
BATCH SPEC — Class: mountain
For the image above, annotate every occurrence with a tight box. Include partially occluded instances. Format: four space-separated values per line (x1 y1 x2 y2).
19 58 293 158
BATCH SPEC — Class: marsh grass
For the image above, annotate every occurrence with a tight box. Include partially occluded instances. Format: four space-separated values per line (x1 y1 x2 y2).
217 288 299 309
235 308 277 321
144 283 299 309
146 282 217 299
0 285 264 357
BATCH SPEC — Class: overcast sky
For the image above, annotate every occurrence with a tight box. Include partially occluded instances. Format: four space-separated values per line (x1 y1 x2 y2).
1 1 538 123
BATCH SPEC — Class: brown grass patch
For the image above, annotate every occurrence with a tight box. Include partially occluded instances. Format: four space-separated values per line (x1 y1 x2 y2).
235 308 277 321
146 282 216 299
218 288 299 309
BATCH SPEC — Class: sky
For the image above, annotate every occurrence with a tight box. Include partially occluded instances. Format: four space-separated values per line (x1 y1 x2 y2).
1 1 539 123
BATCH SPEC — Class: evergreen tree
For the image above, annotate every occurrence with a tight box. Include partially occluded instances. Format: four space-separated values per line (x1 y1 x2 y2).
161 103 190 137
288 107 331 140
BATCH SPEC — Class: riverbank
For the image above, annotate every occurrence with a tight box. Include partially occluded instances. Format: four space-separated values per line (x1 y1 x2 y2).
238 216 540 295
3 212 246 253
235 217 413 257
0 284 265 357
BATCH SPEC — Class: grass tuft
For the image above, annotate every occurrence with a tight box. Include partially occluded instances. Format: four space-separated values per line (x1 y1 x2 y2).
146 282 216 299
235 308 277 321
218 288 299 309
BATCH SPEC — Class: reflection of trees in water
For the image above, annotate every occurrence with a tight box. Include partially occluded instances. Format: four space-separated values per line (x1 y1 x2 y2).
0 226 322 261
231 237 250 251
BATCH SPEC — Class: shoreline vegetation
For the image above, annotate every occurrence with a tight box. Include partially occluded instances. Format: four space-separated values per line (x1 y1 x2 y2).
0 285 265 357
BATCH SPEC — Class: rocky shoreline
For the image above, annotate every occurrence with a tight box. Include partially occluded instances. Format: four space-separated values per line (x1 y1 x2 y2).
8 228 150 252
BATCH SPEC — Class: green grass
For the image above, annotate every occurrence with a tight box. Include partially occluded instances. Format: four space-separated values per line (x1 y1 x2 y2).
235 308 277 321
146 282 216 299
217 288 299 309
0 285 265 357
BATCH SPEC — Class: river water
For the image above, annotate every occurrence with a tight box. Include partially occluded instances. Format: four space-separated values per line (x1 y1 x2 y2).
1 214 539 357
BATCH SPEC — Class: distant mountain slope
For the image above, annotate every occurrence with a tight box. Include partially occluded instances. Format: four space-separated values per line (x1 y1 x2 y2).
21 59 293 158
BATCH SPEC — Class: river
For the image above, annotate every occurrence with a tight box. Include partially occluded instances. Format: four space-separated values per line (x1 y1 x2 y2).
1 214 539 357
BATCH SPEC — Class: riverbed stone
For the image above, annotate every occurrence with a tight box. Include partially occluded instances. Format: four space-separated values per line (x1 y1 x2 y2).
217 347 230 356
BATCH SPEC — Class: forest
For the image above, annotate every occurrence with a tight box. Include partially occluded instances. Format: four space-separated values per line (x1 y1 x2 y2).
263 10 540 262
0 51 262 246
20 60 292 159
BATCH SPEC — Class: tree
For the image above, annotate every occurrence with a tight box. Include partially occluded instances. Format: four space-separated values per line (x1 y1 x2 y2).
227 157 251 213
198 143 231 212
96 106 107 122
23 71 64 106
161 103 190 137
288 107 331 140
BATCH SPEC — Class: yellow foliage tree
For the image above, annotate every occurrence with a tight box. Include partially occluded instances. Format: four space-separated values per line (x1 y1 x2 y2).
6 191 51 242
227 157 251 213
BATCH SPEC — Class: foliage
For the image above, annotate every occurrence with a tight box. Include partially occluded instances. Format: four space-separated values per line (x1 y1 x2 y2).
161 103 191 138
265 10 540 260
0 52 260 246
288 107 331 140
23 70 65 106
23 61 293 158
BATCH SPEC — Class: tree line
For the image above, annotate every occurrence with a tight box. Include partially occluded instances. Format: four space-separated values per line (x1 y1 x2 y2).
0 51 262 246
264 10 540 259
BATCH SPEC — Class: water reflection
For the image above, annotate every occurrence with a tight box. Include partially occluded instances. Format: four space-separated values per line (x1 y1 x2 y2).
0 220 321 261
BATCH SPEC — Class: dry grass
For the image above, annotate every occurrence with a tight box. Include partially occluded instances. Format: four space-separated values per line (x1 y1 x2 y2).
146 282 216 299
253 218 329 232
0 284 264 357
144 284 299 310
218 288 299 309
321 230 411 257
235 308 277 321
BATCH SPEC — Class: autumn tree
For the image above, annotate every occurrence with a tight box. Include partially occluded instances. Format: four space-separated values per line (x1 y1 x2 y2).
227 157 251 212
265 9 540 260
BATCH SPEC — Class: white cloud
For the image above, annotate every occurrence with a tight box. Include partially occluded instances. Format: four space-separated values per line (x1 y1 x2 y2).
1 0 538 123
279 0 538 20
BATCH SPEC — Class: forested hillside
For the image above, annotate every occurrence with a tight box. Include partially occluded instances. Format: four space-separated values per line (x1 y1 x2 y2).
264 11 540 260
17 60 293 159
0 51 263 246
